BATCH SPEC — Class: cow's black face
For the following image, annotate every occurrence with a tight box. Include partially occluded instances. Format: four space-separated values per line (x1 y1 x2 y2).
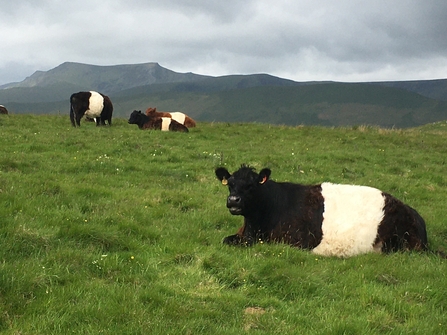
128 110 143 124
215 165 271 215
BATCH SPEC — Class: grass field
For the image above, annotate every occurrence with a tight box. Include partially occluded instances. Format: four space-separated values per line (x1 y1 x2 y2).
1 114 447 334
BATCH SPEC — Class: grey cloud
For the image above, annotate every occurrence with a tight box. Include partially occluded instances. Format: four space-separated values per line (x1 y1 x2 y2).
1 0 447 85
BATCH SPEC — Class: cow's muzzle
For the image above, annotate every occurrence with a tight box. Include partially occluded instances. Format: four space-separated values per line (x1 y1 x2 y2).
227 195 242 215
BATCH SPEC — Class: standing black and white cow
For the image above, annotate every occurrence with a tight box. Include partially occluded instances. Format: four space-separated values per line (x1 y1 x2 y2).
215 165 428 257
70 91 113 127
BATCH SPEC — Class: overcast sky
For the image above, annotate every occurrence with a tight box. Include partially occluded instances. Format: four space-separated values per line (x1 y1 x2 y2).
1 0 447 85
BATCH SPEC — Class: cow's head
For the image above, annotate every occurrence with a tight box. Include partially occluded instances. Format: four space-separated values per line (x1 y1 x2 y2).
128 110 143 125
215 165 271 215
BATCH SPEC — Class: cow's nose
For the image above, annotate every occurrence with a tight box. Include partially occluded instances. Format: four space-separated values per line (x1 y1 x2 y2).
227 195 241 206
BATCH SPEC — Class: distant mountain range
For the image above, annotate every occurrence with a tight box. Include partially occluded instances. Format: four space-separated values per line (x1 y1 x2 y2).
1 62 447 128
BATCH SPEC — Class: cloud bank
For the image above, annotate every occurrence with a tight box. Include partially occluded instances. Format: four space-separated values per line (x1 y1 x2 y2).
1 0 446 85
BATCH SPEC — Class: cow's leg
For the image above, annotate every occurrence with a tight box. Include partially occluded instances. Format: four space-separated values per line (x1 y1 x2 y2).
223 225 255 246
70 110 76 127
223 234 254 246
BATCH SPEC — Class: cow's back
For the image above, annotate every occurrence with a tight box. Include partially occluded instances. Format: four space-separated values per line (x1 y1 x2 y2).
170 112 186 125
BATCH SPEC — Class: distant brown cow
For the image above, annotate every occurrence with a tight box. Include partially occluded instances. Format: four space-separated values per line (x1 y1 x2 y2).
0 105 8 114
145 107 196 128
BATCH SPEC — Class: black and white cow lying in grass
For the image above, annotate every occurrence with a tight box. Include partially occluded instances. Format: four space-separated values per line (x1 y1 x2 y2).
70 91 113 127
215 165 428 257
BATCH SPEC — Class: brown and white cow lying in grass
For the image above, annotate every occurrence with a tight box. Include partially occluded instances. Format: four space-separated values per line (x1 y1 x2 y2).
145 107 196 128
128 110 189 132
216 165 428 257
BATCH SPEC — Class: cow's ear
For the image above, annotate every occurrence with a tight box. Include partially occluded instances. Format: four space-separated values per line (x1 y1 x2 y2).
258 168 271 184
215 167 231 185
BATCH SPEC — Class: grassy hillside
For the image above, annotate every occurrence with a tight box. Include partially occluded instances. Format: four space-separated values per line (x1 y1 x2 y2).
1 114 447 334
196 83 447 127
98 82 447 128
5 82 447 129
377 79 447 102
2 62 447 128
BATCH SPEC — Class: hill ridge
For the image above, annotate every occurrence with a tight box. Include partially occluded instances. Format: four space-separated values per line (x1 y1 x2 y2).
5 62 210 93
0 62 447 128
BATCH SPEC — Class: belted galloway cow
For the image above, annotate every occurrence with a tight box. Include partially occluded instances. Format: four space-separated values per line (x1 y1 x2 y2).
70 91 113 127
0 105 8 114
128 110 189 132
215 165 428 257
145 107 196 128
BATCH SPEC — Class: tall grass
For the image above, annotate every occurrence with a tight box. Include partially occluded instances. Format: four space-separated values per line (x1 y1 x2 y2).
1 114 447 334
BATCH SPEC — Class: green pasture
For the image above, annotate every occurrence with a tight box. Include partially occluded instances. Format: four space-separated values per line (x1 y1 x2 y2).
0 114 446 334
